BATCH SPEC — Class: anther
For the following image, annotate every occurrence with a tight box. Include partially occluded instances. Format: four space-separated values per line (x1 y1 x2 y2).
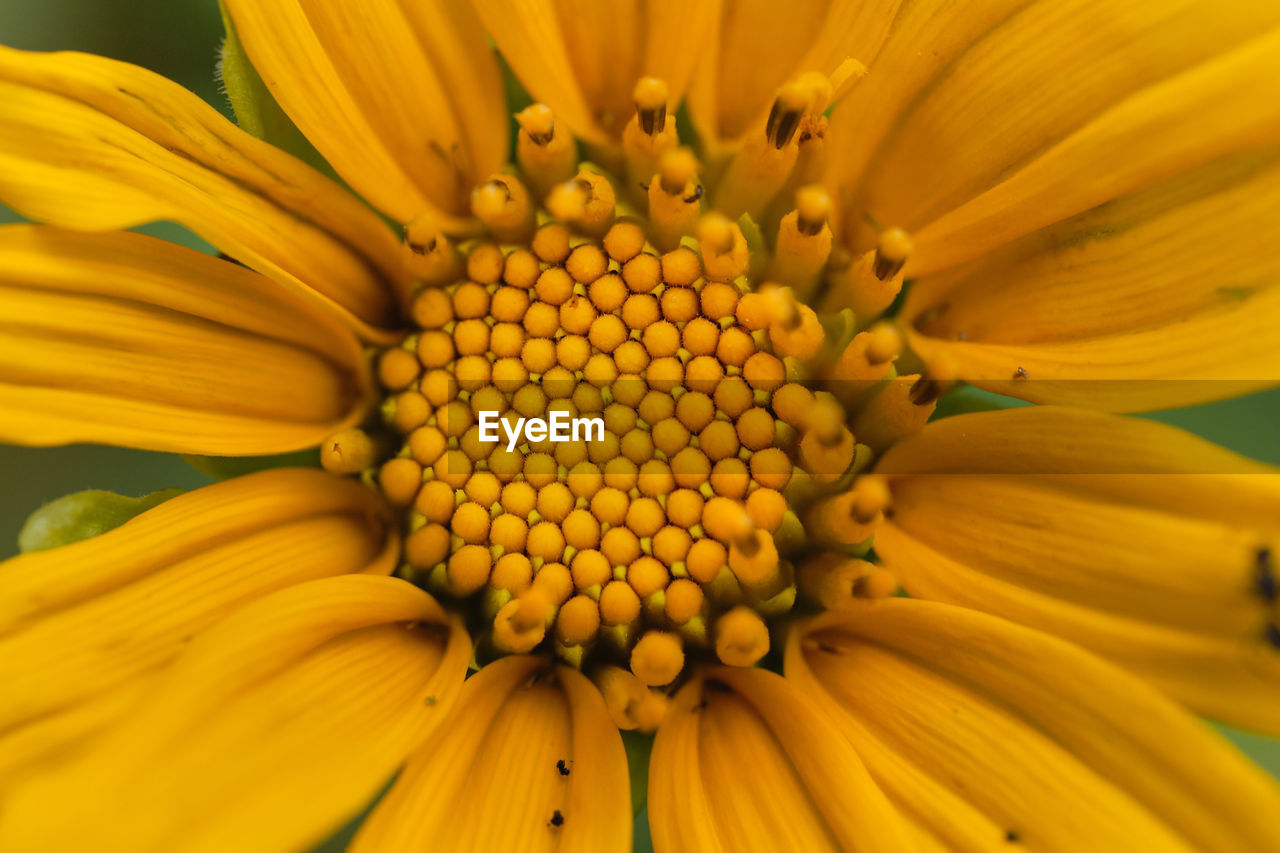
852 375 939 453
633 77 669 136
697 213 750 282
548 170 617 237
798 555 894 610
471 175 536 243
644 147 702 251
630 631 684 686
795 185 831 236
494 587 553 653
596 665 669 731
516 103 577 199
658 147 696 195
402 215 462 284
714 606 770 666
321 428 378 475
765 82 808 149
765 287 824 361
850 476 891 524
873 227 913 281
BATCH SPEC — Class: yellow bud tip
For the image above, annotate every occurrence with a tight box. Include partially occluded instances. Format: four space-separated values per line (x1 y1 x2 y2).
854 567 899 599
633 76 669 111
865 321 903 364
403 214 442 254
321 428 377 475
633 76 669 136
597 665 670 731
630 690 671 732
471 180 511 220
849 475 891 523
794 185 831 234
696 213 734 253
658 147 699 195
766 82 807 148
516 103 556 143
556 594 601 645
630 630 684 686
378 457 423 507
793 71 833 113
810 398 847 445
493 594 547 653
874 227 913 280
546 180 589 221
729 529 779 586
714 606 770 666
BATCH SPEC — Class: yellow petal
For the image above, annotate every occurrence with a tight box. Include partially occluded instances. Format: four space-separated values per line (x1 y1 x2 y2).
0 468 395 748
830 0 1280 255
0 575 469 853
0 46 409 335
648 667 912 852
0 225 374 453
476 0 715 147
352 656 631 853
787 601 1280 852
900 147 1280 411
872 406 1280 732
911 25 1280 274
224 0 506 227
689 0 900 148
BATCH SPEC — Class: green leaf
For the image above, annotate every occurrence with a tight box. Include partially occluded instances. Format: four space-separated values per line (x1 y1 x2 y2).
621 729 654 817
18 488 183 553
182 448 321 481
216 2 330 173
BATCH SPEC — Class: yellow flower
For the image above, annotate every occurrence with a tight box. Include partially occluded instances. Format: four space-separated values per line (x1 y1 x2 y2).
1 1 1279 850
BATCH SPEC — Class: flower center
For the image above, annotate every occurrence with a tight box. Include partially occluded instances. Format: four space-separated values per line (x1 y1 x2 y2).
324 81 939 728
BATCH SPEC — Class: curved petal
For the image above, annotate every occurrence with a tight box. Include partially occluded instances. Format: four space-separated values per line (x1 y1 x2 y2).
352 656 631 853
0 467 396 776
688 0 900 148
476 0 715 148
0 46 409 335
0 225 374 454
787 601 1280 852
873 406 1280 732
224 0 506 227
0 575 469 853
900 148 1280 410
828 0 1280 259
648 667 912 853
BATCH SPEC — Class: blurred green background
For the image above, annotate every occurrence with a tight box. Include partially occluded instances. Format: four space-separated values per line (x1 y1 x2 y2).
1 0 1278 844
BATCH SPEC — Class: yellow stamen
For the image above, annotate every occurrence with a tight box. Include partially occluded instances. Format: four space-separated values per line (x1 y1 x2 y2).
647 147 701 251
471 174 536 244
623 77 678 201
547 170 617 237
714 605 770 666
851 375 938 453
402 215 462 284
516 103 577 199
320 428 377 475
770 185 833 292
630 630 684 686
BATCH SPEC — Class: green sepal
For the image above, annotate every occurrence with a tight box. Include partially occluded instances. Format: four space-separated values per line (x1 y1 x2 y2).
929 384 1030 421
18 488 183 553
182 448 320 481
736 212 769 280
621 729 654 816
216 2 331 173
